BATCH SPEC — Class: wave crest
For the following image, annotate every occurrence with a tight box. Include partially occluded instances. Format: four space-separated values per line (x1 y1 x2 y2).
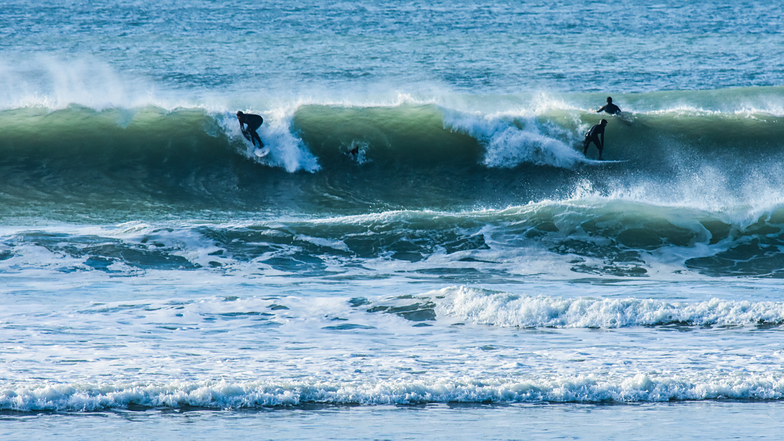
5 373 784 411
435 286 784 328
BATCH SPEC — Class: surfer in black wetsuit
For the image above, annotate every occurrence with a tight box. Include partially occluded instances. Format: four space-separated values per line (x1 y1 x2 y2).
237 111 264 147
596 97 621 115
583 119 608 160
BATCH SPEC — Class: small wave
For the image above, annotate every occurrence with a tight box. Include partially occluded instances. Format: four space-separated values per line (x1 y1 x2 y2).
4 373 784 411
434 286 784 328
3 202 784 279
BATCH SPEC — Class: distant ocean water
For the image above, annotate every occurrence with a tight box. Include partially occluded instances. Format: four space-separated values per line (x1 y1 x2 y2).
3 1 784 439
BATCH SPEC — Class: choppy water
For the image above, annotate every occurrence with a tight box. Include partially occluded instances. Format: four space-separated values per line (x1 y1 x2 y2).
3 0 784 439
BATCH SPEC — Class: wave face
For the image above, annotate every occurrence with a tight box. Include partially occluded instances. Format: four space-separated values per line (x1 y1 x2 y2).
2 87 784 220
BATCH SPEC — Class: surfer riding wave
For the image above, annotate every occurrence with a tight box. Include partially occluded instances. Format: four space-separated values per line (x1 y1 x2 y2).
237 111 264 148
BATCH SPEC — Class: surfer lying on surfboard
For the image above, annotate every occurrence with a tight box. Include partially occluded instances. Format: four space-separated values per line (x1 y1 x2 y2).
237 111 264 148
584 119 608 160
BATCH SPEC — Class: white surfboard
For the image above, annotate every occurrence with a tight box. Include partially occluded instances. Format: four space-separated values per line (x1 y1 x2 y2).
583 158 629 165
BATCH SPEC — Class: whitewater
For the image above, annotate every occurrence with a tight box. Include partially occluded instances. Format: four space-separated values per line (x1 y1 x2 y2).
3 1 784 440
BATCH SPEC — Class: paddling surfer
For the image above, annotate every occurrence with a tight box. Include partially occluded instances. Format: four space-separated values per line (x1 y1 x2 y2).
596 97 621 115
237 111 264 148
583 119 608 160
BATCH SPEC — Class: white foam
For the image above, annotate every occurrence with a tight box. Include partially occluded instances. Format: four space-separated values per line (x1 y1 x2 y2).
434 286 784 328
3 372 784 411
443 109 585 169
294 235 351 252
216 109 321 173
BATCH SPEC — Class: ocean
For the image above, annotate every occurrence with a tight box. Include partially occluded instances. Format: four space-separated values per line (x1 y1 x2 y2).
2 1 784 439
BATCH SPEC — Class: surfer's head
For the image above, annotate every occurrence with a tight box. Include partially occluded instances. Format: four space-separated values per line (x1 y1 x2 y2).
600 119 608 126
606 97 613 103
236 111 244 118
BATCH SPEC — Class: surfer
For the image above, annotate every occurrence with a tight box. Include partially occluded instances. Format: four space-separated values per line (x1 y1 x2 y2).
236 111 264 148
596 97 621 115
583 119 608 160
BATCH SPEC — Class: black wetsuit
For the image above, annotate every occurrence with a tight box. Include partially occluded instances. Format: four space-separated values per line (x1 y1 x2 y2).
597 103 621 115
238 113 264 147
583 123 606 159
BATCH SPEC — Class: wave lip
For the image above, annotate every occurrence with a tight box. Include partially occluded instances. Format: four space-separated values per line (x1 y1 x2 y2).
435 287 784 329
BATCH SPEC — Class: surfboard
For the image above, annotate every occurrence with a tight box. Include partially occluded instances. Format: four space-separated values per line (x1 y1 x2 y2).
583 158 628 165
254 147 270 158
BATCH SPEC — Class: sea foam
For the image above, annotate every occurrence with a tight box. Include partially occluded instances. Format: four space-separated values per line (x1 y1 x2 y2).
433 286 784 328
4 373 784 411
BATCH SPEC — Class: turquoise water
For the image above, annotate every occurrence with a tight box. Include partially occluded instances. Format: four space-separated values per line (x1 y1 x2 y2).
2 1 784 439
